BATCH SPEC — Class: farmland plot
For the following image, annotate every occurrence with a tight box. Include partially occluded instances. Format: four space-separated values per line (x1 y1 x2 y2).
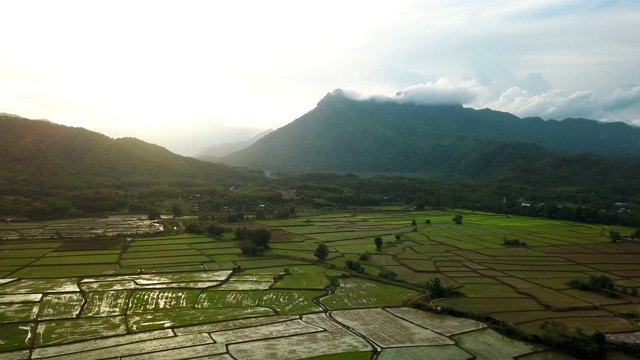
452 328 542 360
2 210 640 358
331 308 453 347
82 291 130 317
37 293 84 320
321 278 419 310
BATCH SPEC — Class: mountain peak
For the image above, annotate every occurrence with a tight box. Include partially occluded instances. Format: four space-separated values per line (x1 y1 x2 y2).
223 91 640 173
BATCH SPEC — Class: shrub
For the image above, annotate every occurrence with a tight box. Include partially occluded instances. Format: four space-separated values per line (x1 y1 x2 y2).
345 259 365 273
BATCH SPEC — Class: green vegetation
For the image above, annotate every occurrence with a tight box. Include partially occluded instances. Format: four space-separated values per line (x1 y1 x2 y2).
3 208 640 358
236 227 272 255
345 259 365 273
374 236 383 251
425 278 461 300
503 237 527 247
314 243 329 261
569 275 620 298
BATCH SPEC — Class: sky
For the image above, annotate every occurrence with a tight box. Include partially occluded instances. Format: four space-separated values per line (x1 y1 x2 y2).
2 0 640 149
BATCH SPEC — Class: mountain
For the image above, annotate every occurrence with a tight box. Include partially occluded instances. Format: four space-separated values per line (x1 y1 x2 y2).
223 89 640 175
0 115 260 194
196 129 273 160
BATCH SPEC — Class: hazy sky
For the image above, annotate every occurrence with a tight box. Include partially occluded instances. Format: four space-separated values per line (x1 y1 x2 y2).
2 0 640 133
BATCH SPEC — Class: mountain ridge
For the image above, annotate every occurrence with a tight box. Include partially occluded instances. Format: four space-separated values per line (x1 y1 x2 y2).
0 115 259 193
222 89 640 175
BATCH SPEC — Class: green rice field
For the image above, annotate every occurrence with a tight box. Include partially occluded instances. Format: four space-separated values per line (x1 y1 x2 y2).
1 209 639 358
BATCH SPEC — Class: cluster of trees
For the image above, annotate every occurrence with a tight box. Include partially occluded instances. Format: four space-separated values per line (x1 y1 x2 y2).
345 259 365 273
568 275 619 298
425 278 461 300
184 221 228 237
503 237 527 247
234 227 272 255
378 270 398 280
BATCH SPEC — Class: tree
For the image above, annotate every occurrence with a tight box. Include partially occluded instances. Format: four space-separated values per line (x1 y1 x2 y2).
250 229 271 249
425 277 460 299
171 204 183 218
148 210 161 220
411 219 417 230
314 243 329 261
425 219 431 226
255 207 266 220
186 223 203 234
610 230 621 243
206 223 225 237
394 234 402 243
374 236 383 251
379 270 398 280
452 214 463 224
346 259 365 273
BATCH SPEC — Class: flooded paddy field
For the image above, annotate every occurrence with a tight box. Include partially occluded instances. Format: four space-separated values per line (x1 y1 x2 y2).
0 215 163 240
0 210 638 358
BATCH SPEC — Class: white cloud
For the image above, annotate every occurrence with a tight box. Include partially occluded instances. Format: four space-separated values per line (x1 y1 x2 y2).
341 78 489 106
394 79 489 106
486 84 640 121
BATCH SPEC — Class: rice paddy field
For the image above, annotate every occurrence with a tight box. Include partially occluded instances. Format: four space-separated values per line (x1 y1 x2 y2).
1 209 639 359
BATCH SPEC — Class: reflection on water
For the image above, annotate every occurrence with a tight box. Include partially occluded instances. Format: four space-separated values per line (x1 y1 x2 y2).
0 215 164 240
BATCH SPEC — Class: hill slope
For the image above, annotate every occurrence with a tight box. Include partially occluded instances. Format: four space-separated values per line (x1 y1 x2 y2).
223 90 640 175
0 115 258 193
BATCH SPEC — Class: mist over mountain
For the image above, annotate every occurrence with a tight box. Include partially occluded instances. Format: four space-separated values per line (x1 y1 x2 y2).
96 123 265 157
222 89 640 176
196 129 273 160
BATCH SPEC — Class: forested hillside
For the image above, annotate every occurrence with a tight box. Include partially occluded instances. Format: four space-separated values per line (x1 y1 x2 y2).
223 89 640 175
0 115 260 194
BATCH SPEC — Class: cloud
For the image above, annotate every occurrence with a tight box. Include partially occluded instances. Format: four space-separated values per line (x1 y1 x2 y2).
394 79 488 105
341 78 489 106
486 84 640 122
604 85 640 112
341 78 640 125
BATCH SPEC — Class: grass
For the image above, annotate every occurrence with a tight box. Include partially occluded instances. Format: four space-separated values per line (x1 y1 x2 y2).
272 266 331 289
33 254 119 265
36 317 127 346
0 322 34 352
196 290 263 308
491 309 613 325
120 255 211 267
321 278 420 310
517 317 639 335
260 290 325 314
128 307 273 332
37 293 84 319
452 328 542 360
12 264 134 278
517 287 592 309
0 303 38 323
439 298 545 313
459 284 526 298
128 289 201 312
82 291 131 317
303 351 373 360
